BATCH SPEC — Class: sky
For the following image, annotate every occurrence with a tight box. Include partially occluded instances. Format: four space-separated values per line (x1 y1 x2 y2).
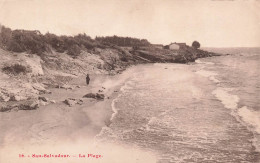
0 0 259 47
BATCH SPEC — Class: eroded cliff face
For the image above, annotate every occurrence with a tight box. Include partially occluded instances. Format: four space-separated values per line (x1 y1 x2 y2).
0 45 221 111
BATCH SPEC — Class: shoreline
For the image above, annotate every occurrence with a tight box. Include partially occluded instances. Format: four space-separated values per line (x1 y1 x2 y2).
0 53 224 162
0 54 219 142
0 71 127 147
1 57 259 162
0 65 159 163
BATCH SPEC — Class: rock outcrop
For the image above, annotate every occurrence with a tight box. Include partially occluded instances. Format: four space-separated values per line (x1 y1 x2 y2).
0 99 39 112
83 93 105 100
64 98 83 107
18 99 39 110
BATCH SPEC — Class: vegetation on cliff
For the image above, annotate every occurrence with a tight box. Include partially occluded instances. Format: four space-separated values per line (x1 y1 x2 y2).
0 25 219 65
95 35 150 47
0 25 97 56
192 41 201 49
0 25 221 111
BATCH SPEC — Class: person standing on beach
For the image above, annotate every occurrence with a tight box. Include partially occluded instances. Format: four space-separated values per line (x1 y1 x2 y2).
86 74 90 85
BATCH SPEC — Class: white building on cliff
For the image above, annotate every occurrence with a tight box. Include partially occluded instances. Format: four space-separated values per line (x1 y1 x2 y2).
168 42 187 50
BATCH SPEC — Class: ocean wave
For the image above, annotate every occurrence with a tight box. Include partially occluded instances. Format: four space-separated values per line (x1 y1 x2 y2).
212 88 239 110
238 106 260 134
145 117 157 131
120 80 135 92
195 59 215 65
237 106 260 153
110 96 119 121
212 88 260 153
196 70 220 83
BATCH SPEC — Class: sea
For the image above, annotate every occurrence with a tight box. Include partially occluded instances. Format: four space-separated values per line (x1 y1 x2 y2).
96 48 260 163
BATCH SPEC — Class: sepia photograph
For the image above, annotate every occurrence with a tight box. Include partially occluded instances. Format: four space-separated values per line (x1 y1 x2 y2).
0 0 260 162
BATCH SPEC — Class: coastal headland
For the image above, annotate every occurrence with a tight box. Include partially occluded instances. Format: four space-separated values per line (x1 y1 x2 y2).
0 26 222 112
0 26 223 154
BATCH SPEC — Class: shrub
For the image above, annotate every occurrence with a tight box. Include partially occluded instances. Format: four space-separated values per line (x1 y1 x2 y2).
7 41 25 52
120 56 128 62
1 25 152 56
2 64 29 75
67 44 81 56
95 35 151 47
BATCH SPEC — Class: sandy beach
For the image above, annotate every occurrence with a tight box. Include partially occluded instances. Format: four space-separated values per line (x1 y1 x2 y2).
0 65 158 163
1 1 259 162
0 72 129 162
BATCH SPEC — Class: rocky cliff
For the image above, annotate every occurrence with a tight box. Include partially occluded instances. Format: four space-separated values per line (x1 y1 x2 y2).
0 27 222 112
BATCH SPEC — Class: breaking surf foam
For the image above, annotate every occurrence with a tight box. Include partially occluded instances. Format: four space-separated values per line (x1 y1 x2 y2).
238 106 260 134
212 88 240 110
195 59 215 65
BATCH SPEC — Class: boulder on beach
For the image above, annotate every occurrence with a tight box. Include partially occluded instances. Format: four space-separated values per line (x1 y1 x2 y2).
0 103 17 112
64 98 83 107
64 98 76 106
56 84 74 90
0 99 39 112
18 99 39 110
83 93 96 98
83 93 105 100
38 96 50 106
38 96 48 102
32 83 51 94
96 93 105 100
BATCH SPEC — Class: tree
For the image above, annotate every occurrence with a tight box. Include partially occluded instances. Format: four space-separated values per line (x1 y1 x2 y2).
192 41 200 49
